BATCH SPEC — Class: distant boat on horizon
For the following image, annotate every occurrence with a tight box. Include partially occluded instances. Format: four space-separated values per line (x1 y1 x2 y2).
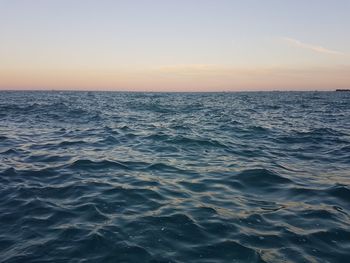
335 89 350 92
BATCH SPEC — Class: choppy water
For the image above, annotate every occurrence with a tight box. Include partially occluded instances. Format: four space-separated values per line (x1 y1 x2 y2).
0 91 350 263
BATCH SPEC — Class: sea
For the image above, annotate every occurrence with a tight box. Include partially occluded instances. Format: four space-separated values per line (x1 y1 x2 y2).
0 91 349 262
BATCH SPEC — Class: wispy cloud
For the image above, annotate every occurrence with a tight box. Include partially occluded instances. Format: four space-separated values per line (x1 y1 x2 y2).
282 37 344 55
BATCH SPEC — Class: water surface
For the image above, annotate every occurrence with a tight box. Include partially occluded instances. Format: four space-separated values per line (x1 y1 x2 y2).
0 91 349 262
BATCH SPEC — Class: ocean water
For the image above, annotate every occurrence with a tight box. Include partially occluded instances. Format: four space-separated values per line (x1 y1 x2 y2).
0 91 349 263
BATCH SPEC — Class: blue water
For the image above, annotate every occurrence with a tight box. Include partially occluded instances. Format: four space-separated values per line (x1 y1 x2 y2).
0 91 349 262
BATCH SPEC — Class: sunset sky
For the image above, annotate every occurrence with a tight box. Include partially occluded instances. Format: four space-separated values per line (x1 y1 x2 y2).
0 0 349 91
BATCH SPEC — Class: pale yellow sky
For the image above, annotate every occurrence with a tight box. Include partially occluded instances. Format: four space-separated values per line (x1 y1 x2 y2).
1 65 349 91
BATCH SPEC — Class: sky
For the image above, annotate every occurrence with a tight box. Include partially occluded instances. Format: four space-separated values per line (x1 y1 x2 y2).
0 0 349 91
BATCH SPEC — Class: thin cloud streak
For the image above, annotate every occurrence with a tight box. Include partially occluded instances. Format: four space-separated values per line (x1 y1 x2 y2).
282 37 344 55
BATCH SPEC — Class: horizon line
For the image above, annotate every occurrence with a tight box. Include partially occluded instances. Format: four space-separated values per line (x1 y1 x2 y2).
0 88 345 93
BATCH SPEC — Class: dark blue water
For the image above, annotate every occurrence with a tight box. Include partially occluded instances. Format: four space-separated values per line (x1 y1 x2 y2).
0 91 350 262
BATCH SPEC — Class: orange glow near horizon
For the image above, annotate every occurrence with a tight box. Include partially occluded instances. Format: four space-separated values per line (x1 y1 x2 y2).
1 65 349 91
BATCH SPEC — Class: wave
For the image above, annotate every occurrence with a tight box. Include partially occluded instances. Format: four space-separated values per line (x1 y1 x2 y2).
67 159 130 170
187 240 265 262
0 135 8 141
231 169 292 189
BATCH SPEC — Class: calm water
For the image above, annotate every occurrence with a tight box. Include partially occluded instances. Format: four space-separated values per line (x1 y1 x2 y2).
0 91 349 263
